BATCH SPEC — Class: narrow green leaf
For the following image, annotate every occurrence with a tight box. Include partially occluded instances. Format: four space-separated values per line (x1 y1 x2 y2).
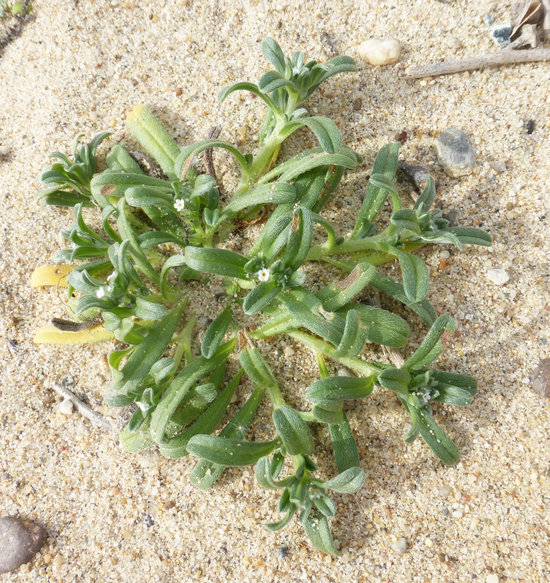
413 175 436 213
299 117 342 153
133 296 169 320
430 370 477 406
329 413 360 472
119 418 155 452
404 315 455 370
239 347 279 388
262 37 287 73
273 406 314 455
416 408 460 465
158 368 242 458
243 281 282 315
352 142 400 238
282 206 313 272
110 303 184 398
190 386 265 489
333 310 368 358
322 467 365 494
201 305 233 359
304 513 340 557
184 247 248 279
175 139 250 179
308 376 374 404
317 263 376 311
390 247 430 303
222 182 296 216
187 435 277 467
378 367 411 395
391 209 421 234
351 304 410 348
218 81 278 112
450 227 492 247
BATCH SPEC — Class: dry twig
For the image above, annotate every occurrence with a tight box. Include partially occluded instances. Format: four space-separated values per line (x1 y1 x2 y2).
406 48 550 78
51 382 114 432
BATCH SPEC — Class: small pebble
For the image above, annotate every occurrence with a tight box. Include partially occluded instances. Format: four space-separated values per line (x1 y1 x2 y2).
435 129 476 178
489 160 507 174
440 250 451 259
483 13 494 26
58 398 74 415
524 119 535 135
438 484 451 498
283 346 295 358
486 574 499 583
0 145 9 156
398 160 433 192
490 24 512 46
392 537 408 555
337 367 354 377
357 39 401 66
486 268 509 286
531 359 550 398
0 517 47 574
352 97 362 111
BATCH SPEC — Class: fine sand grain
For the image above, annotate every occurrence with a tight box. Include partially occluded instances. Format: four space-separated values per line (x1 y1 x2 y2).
1 1 549 581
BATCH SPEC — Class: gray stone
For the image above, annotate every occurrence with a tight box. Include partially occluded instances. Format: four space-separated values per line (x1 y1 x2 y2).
0 516 47 574
435 129 476 178
531 359 550 398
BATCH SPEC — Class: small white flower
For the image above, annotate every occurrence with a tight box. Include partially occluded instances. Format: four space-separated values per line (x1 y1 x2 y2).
173 199 185 212
257 268 270 282
95 287 106 299
107 272 116 282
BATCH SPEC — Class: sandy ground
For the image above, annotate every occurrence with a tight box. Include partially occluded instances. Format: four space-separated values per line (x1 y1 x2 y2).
1 0 549 581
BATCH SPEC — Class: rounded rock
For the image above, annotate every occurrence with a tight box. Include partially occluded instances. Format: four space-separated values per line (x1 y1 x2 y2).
357 39 401 66
486 268 510 286
0 516 47 574
531 359 550 398
392 537 408 555
435 129 476 178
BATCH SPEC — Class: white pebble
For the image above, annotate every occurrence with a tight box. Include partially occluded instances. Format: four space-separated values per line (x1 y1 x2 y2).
440 250 451 259
392 537 408 555
58 397 74 415
486 575 499 583
0 145 9 156
283 346 295 358
357 39 401 66
486 268 510 285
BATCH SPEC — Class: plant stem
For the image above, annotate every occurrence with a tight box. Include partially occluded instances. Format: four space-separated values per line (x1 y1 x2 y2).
288 330 386 377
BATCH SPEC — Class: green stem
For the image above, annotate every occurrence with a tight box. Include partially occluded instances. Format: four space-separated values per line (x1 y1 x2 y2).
288 330 386 377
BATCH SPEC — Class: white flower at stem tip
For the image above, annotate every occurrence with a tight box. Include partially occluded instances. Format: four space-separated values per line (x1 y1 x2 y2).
174 199 185 212
257 268 270 282
96 287 106 299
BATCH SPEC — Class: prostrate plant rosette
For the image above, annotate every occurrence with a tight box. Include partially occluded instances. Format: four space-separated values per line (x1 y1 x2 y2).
32 38 491 555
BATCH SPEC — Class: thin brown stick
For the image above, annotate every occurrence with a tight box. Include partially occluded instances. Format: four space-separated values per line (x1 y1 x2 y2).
406 48 550 79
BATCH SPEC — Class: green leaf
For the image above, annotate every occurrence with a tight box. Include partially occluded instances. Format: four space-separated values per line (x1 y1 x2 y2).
259 70 299 94
351 304 410 348
243 281 282 315
329 413 360 472
133 296 169 320
160 254 187 300
158 368 242 458
184 247 248 279
239 347 279 389
416 408 460 465
150 340 236 443
299 117 342 154
312 404 344 424
127 104 181 181
222 182 296 216
278 148 358 183
187 435 277 467
449 227 492 247
391 209 421 234
282 206 313 272
308 376 374 404
322 467 365 494
174 139 250 179
413 175 436 214
352 142 400 238
304 513 340 557
317 263 376 311
369 272 437 326
378 367 411 395
404 315 455 370
119 418 155 452
389 247 429 303
218 81 279 113
262 37 287 74
272 406 314 455
430 370 477 406
190 386 265 489
125 186 175 210
333 310 368 358
110 303 184 399
201 305 233 359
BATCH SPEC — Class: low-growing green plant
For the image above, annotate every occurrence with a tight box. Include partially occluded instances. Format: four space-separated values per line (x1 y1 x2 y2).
33 38 491 555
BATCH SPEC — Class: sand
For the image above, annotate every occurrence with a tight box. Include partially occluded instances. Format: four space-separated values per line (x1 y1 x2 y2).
0 0 549 581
